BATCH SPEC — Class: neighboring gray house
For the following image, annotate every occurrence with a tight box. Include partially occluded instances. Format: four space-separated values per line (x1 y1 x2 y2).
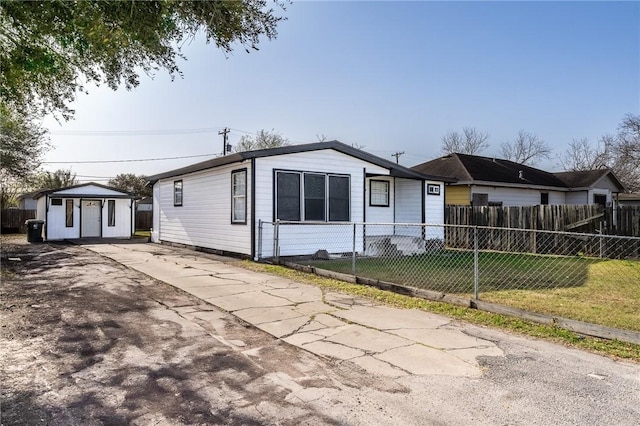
147 141 453 259
33 183 136 240
17 191 39 210
136 196 153 211
412 153 626 207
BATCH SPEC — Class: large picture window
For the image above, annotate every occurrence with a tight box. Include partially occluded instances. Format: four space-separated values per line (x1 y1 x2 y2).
65 200 73 227
108 200 116 226
370 180 389 207
174 180 183 206
275 171 350 222
231 169 247 224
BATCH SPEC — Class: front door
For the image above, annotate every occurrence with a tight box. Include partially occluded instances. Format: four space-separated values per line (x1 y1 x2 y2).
81 200 101 237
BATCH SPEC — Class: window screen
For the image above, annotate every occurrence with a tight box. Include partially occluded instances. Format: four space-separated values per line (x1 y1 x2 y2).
304 174 325 220
108 200 116 226
329 175 350 221
276 172 301 221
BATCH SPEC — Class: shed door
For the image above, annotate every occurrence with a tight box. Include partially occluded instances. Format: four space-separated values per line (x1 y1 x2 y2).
81 200 101 237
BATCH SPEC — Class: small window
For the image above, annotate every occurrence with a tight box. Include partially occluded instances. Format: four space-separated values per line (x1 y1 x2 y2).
370 180 389 207
540 193 549 205
593 194 607 207
427 184 441 196
65 200 73 227
51 198 62 206
108 200 116 226
174 180 183 206
231 169 247 224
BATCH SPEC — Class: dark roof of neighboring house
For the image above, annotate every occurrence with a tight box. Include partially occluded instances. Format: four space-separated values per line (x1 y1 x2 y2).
32 182 136 199
146 141 455 184
411 153 566 188
553 169 626 191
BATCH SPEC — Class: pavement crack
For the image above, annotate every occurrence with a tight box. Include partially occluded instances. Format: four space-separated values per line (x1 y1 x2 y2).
280 315 317 339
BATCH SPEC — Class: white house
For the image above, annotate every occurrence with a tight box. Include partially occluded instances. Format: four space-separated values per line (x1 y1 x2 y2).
147 141 452 259
33 183 136 240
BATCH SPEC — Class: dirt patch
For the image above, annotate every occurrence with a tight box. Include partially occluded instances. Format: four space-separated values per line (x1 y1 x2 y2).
1 239 407 425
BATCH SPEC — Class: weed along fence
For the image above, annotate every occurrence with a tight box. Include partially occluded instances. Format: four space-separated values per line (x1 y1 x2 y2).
258 221 640 343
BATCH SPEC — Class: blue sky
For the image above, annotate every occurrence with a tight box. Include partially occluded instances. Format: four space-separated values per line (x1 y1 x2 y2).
41 1 640 182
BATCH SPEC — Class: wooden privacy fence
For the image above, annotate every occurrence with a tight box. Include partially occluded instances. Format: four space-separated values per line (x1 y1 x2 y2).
445 205 640 236
444 205 640 258
135 210 153 231
1 209 36 233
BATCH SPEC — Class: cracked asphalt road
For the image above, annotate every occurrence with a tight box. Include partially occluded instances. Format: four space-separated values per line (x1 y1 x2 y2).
1 237 639 425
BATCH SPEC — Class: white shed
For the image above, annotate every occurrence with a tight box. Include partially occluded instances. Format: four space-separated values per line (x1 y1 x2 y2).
147 141 453 259
33 183 136 240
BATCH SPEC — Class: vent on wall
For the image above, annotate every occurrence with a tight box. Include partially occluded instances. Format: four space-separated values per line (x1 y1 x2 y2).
51 198 62 206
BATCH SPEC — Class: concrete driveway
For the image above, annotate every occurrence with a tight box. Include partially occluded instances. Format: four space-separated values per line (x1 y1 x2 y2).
2 238 639 425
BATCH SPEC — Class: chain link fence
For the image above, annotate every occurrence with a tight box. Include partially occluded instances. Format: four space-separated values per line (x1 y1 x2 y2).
258 221 640 333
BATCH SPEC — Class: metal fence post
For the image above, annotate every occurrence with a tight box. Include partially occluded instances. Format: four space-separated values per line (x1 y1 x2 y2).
473 225 479 300
599 222 604 259
352 222 357 276
257 220 263 261
274 220 280 264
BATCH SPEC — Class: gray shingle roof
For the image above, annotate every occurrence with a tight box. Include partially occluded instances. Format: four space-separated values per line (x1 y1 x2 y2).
146 141 455 184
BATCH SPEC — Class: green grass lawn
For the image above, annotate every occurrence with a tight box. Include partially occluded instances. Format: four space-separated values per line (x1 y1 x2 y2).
305 251 640 332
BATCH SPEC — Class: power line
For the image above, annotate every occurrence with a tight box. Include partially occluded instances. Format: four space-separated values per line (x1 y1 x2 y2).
42 152 218 164
50 127 226 136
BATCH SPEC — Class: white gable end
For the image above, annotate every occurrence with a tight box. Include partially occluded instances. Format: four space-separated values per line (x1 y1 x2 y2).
51 184 129 197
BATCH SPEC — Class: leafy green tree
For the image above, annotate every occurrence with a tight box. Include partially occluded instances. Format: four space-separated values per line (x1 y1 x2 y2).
233 129 290 152
108 174 152 198
36 169 78 189
1 0 285 119
0 104 49 179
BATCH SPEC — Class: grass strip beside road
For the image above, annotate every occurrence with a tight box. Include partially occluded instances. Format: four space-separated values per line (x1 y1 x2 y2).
305 253 640 333
240 261 640 363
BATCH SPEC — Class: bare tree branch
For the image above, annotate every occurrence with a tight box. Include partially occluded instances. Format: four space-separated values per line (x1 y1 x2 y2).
501 130 551 165
441 126 489 155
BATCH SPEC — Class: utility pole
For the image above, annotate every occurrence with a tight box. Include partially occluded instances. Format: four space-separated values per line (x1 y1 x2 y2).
391 151 404 164
219 127 230 155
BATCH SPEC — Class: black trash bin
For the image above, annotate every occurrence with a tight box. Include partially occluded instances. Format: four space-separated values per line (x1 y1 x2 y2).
25 219 45 243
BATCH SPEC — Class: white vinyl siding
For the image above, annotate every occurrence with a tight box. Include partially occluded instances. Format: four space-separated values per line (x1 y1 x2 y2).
54 185 126 196
151 184 161 242
37 197 133 241
46 198 81 239
157 162 253 255
102 199 132 238
255 149 385 257
565 191 587 205
424 181 445 240
395 179 422 237
471 186 567 207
